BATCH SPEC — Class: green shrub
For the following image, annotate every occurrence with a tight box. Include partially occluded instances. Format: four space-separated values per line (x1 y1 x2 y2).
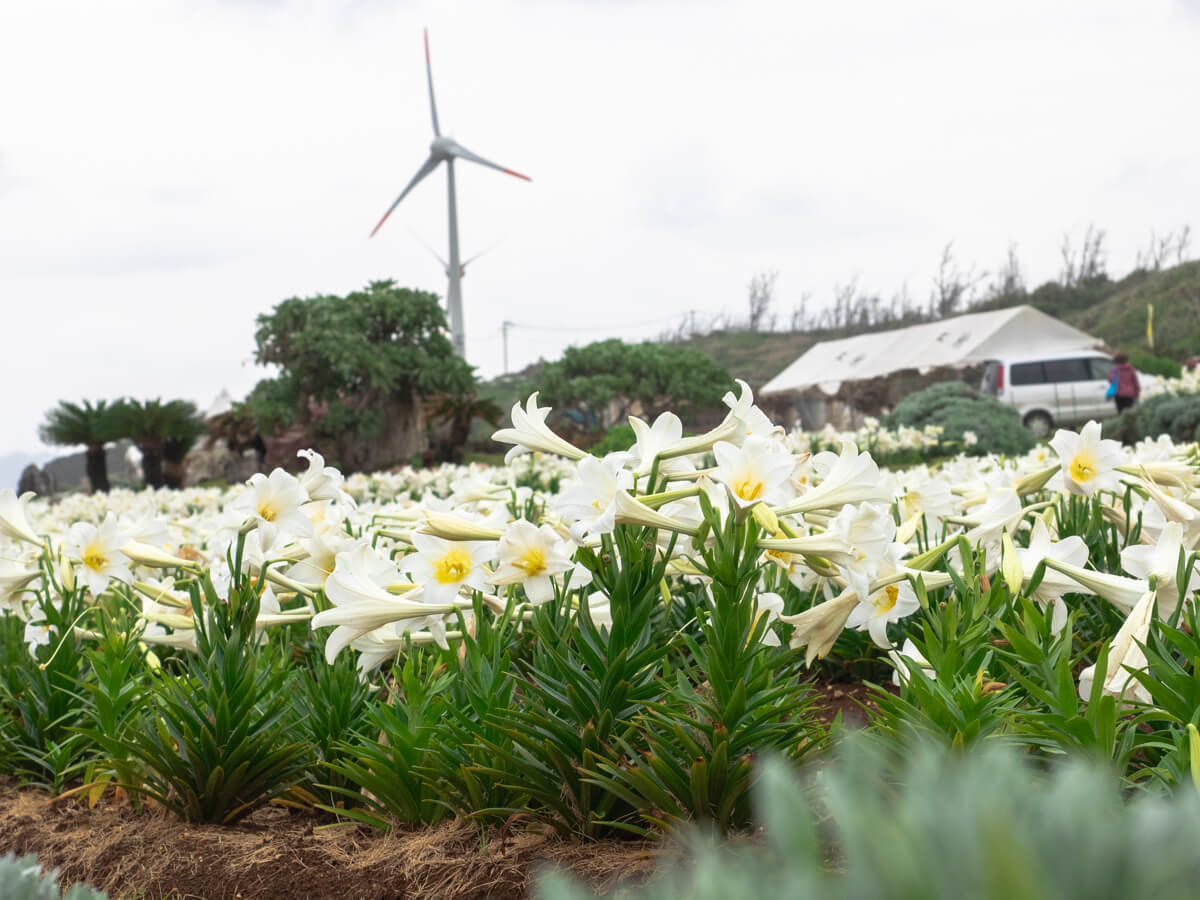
538 740 1200 900
1104 393 1200 444
885 381 1035 456
1128 350 1182 379
589 422 635 456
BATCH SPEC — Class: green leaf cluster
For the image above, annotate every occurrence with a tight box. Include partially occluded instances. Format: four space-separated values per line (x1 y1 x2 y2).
532 338 734 430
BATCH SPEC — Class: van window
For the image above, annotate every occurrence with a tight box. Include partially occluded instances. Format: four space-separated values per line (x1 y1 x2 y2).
1043 358 1091 383
1010 362 1045 385
981 361 1000 395
1087 358 1114 380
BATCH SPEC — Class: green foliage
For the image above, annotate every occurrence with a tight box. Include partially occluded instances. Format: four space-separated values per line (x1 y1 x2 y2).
37 400 119 449
0 854 107 900
38 400 120 492
1128 350 1182 379
1105 392 1200 444
586 514 823 836
92 572 310 824
885 380 1035 456
286 641 372 808
322 657 452 829
0 586 94 793
248 280 476 467
539 741 1200 900
473 526 673 838
532 338 734 429
109 398 204 488
589 422 635 456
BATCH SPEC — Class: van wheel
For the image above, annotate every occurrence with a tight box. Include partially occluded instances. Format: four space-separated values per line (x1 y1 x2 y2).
1024 411 1053 440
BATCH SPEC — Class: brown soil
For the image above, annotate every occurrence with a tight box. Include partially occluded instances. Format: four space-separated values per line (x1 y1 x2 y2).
809 679 888 728
0 786 659 900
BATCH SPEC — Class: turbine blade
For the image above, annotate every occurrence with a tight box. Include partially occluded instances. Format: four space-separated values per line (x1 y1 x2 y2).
409 229 448 269
424 28 440 137
369 155 440 238
451 143 531 182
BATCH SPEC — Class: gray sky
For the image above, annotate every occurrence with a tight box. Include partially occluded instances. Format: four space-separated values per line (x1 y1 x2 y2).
2 0 1199 457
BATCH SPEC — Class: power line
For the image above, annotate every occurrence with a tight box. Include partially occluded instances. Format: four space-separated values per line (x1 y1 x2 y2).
502 312 687 334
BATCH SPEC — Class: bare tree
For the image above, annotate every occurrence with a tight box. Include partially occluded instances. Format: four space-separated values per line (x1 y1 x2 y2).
930 242 984 318
1136 226 1193 270
985 242 1025 299
1060 224 1107 286
789 290 813 331
747 271 778 332
830 276 860 330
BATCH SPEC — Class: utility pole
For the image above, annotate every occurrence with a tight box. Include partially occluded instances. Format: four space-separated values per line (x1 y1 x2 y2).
502 320 514 374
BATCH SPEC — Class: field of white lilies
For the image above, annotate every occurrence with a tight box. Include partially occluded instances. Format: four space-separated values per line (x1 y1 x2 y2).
4 379 1200 897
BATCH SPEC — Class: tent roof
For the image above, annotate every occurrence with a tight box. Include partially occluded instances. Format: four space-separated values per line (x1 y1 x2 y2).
761 305 1102 396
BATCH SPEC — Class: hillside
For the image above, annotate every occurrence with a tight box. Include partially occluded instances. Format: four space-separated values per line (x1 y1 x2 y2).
671 261 1200 388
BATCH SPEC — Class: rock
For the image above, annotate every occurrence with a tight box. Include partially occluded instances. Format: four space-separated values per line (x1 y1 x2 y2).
17 464 54 497
183 437 263 487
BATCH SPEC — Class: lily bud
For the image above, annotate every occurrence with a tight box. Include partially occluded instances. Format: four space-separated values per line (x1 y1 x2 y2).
58 546 76 594
1000 531 1024 594
419 512 504 542
121 541 201 572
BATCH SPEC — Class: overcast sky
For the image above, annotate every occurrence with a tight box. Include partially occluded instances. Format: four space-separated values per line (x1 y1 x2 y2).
3 0 1199 457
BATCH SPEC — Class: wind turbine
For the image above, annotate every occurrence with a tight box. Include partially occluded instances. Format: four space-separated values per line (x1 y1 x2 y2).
369 29 531 358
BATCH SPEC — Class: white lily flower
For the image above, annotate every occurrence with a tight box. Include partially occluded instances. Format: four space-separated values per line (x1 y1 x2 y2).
399 532 496 605
235 468 313 552
778 588 861 666
488 519 589 604
1042 558 1149 614
0 489 41 546
1049 420 1123 497
844 542 919 648
889 638 934 686
552 453 634 541
315 545 460 662
753 591 785 646
297 449 356 507
712 435 796 512
628 412 696 477
1077 589 1155 705
0 558 41 610
1015 518 1092 632
775 442 890 515
1121 521 1199 617
491 393 587 464
721 379 776 445
64 513 133 596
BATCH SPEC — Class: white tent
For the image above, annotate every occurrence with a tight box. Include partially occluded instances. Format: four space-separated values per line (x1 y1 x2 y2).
762 305 1102 396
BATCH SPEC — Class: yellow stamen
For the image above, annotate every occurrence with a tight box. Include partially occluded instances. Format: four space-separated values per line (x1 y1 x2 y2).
257 502 278 522
734 477 764 502
1069 453 1097 483
82 547 107 572
433 548 472 584
519 547 547 576
875 584 899 614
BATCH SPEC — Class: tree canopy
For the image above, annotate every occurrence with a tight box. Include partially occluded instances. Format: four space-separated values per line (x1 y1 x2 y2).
248 280 476 471
533 338 734 428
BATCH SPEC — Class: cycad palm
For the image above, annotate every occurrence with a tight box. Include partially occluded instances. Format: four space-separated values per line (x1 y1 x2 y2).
39 400 119 492
112 399 204 488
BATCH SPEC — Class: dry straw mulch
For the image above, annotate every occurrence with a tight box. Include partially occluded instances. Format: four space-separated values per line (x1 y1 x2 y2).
0 786 660 900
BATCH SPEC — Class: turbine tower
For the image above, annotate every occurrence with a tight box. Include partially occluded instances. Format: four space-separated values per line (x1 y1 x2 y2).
369 29 530 358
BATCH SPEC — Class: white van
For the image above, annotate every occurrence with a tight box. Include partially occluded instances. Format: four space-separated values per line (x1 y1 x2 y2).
979 352 1127 439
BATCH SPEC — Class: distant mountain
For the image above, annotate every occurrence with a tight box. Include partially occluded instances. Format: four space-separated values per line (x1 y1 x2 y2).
0 451 52 492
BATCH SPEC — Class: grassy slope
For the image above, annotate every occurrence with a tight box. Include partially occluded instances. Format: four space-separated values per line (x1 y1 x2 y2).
673 261 1200 388
479 262 1199 403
